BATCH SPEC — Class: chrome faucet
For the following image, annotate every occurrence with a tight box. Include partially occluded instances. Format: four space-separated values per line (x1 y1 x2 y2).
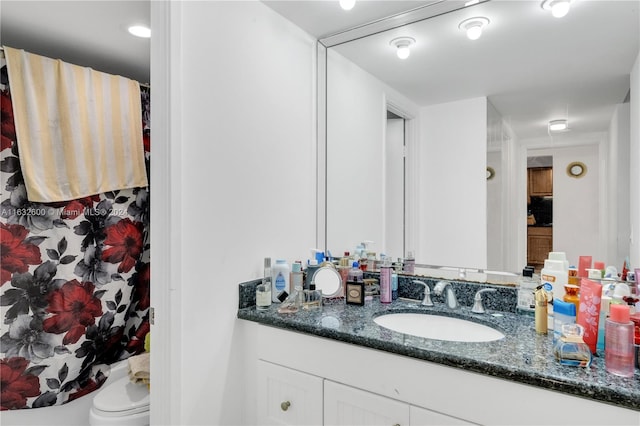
412 280 434 307
434 281 458 309
472 288 497 314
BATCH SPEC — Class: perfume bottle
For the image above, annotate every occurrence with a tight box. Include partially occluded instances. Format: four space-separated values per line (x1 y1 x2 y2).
277 284 303 314
256 277 272 311
303 284 322 311
553 323 592 367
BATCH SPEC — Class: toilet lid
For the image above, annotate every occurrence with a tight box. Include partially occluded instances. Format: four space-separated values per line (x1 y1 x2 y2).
93 376 150 415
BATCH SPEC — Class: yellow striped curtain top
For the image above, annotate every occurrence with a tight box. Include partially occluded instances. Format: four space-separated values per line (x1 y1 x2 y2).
3 46 148 202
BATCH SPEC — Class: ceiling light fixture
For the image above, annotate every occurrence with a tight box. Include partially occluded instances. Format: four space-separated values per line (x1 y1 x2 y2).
541 0 572 18
458 17 490 41
339 0 356 11
389 37 416 60
548 119 569 132
128 25 151 38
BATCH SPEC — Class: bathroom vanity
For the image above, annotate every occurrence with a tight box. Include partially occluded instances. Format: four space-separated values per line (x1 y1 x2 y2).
238 290 640 425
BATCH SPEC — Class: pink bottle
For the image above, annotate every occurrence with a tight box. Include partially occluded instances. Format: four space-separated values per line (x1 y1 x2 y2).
605 304 635 377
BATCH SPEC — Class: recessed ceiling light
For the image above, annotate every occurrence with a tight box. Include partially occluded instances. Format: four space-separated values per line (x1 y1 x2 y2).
339 0 356 11
541 0 572 18
389 37 416 60
458 17 490 41
549 119 569 132
128 25 151 38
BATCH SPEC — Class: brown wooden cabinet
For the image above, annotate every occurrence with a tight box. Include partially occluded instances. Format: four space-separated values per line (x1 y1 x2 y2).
527 226 552 268
528 167 553 197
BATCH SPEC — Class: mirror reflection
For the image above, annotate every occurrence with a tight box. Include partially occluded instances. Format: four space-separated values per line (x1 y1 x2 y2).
324 0 638 276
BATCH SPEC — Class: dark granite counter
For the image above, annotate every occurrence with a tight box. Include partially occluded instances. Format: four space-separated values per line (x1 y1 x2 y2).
237 278 640 412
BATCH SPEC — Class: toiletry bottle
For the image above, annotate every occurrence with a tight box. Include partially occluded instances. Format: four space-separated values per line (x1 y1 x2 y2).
257 257 272 310
517 266 537 316
380 257 392 304
553 324 592 367
256 278 272 311
290 261 304 292
347 261 363 283
577 278 602 354
563 284 580 313
303 284 322 310
553 300 576 344
605 304 635 377
271 259 290 303
596 296 612 354
391 270 398 301
541 258 568 330
404 251 415 274
346 280 365 305
337 253 351 296
535 285 548 334
305 259 320 289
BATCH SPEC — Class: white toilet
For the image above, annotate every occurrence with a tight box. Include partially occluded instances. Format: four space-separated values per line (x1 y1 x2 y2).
89 360 150 425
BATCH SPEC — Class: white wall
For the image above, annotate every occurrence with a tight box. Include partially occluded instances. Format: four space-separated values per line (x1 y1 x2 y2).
487 150 503 270
553 145 601 266
418 97 487 269
487 101 504 271
154 2 317 424
385 118 405 258
607 103 631 269
630 51 640 268
326 50 418 258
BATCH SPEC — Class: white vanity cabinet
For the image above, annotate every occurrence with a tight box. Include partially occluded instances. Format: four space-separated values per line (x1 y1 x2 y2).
409 406 477 426
323 379 473 426
324 380 409 426
257 360 323 425
243 321 640 426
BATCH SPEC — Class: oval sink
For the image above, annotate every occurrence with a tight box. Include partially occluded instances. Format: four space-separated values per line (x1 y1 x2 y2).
374 313 505 342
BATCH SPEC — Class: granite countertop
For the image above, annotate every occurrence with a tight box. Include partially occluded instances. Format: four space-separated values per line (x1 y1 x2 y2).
237 279 640 412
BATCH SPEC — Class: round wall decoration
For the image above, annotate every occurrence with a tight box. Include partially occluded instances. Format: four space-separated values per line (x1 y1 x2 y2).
566 161 587 178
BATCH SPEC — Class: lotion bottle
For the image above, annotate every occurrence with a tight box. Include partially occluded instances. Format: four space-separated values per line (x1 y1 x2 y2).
605 304 635 377
380 257 392 304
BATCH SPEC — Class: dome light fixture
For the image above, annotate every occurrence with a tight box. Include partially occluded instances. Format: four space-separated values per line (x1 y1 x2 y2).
458 17 490 41
541 0 572 18
389 37 416 60
339 0 356 11
128 25 151 38
549 119 569 132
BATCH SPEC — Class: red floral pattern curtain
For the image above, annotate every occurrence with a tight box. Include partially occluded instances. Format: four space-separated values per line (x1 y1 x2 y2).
0 80 151 410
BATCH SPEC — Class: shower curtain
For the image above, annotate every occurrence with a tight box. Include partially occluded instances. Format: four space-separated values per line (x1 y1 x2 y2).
0 69 151 410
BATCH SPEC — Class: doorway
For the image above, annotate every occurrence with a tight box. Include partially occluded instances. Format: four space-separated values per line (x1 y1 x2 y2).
385 110 406 259
527 155 553 270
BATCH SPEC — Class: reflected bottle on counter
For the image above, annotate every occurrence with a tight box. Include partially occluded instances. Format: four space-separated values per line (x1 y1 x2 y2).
403 251 415 274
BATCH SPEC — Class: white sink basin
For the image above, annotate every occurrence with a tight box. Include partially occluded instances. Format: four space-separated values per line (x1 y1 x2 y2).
374 313 505 342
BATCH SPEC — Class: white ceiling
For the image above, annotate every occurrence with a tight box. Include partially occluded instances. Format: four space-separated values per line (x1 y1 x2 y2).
1 1 150 83
1 1 638 143
265 0 639 142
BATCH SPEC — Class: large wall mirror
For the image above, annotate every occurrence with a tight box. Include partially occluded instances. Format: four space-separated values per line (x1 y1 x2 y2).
320 0 638 277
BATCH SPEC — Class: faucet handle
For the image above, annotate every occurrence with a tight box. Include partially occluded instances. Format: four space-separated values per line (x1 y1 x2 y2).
472 288 497 314
412 280 434 307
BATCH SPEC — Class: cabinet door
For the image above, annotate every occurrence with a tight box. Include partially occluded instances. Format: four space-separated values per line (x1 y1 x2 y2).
528 167 553 196
324 380 409 426
257 360 323 426
409 405 477 425
527 227 553 267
